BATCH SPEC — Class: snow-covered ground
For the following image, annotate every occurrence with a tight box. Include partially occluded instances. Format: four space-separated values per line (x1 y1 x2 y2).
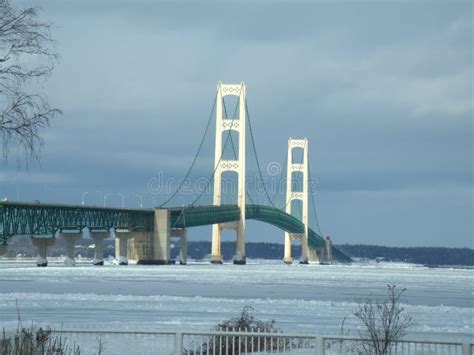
0 259 472 343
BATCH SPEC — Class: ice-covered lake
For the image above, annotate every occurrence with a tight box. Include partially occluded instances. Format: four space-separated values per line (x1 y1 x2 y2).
0 259 472 342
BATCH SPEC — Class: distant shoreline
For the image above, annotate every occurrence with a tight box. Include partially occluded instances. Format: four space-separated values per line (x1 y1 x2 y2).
1 257 473 270
4 236 474 267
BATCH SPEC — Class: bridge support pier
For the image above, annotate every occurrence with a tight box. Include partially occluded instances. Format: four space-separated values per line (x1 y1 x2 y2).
31 237 55 267
211 226 223 264
234 221 246 265
171 228 188 265
323 236 332 264
179 230 187 265
152 209 171 264
90 230 109 266
0 244 8 257
308 247 320 263
300 239 309 264
134 209 170 265
283 233 292 264
59 231 82 266
129 231 150 263
115 230 133 265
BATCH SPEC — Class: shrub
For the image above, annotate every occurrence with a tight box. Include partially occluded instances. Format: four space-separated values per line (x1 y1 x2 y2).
1 326 80 355
187 306 300 354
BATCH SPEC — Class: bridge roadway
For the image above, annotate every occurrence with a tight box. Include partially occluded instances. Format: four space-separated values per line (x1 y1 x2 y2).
0 201 352 263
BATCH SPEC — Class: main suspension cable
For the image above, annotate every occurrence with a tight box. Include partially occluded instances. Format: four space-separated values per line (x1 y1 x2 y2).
191 84 243 206
274 151 288 209
172 87 241 226
308 161 323 235
160 93 217 207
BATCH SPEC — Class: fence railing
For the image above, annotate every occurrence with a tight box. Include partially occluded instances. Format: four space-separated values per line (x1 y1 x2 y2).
3 328 473 355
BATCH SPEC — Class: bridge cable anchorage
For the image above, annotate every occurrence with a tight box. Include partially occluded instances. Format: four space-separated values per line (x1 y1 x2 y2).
189 84 243 207
308 161 323 236
159 92 218 208
245 100 276 208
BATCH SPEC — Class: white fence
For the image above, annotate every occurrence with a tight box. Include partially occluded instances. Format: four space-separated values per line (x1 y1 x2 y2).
4 328 473 355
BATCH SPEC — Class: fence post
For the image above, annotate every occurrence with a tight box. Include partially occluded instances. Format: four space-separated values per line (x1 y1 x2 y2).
462 343 471 355
315 336 325 355
174 332 183 355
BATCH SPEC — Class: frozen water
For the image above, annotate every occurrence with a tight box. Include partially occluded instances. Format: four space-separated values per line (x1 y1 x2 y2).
0 259 472 343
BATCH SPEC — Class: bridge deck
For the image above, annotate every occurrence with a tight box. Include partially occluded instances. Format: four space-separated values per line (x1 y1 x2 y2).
0 201 351 262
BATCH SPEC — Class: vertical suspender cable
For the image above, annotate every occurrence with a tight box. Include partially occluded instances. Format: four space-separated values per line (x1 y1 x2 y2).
245 100 275 207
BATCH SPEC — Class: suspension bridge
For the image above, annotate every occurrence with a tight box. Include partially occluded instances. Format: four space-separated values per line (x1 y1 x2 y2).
0 82 352 266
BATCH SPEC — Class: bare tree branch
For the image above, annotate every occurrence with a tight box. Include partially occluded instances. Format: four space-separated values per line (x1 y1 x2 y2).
0 0 61 160
353 284 414 355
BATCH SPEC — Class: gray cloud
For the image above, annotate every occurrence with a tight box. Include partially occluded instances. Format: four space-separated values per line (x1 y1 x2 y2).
2 0 472 247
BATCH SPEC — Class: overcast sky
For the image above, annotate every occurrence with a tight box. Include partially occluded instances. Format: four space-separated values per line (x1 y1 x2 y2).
2 0 472 248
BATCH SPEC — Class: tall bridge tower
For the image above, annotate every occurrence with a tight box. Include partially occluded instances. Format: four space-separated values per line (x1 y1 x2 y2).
211 82 247 264
283 138 312 264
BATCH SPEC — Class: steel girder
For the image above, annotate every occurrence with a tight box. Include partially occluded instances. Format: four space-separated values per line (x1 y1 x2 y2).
0 201 154 244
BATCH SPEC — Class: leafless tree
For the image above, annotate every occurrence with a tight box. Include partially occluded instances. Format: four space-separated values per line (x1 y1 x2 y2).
354 284 414 355
0 0 61 160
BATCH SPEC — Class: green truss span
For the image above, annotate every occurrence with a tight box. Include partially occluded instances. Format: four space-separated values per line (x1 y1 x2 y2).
170 204 352 263
0 201 352 262
0 201 154 242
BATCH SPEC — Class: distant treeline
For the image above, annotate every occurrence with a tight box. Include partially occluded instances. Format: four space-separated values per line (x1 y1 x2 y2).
176 241 474 266
338 244 474 266
4 236 473 266
172 241 296 261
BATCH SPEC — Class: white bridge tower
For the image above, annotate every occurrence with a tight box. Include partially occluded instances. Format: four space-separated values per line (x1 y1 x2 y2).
283 138 313 264
211 82 246 264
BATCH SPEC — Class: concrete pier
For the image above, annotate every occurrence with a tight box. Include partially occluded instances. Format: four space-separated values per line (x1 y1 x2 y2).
153 209 170 264
178 229 188 265
308 247 320 263
115 230 133 265
31 237 55 267
133 209 171 265
233 253 246 265
170 228 188 265
324 236 332 264
0 244 8 257
90 230 109 266
211 256 223 264
59 231 82 266
129 231 151 262
211 225 223 264
283 233 292 264
300 235 309 264
233 221 246 265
